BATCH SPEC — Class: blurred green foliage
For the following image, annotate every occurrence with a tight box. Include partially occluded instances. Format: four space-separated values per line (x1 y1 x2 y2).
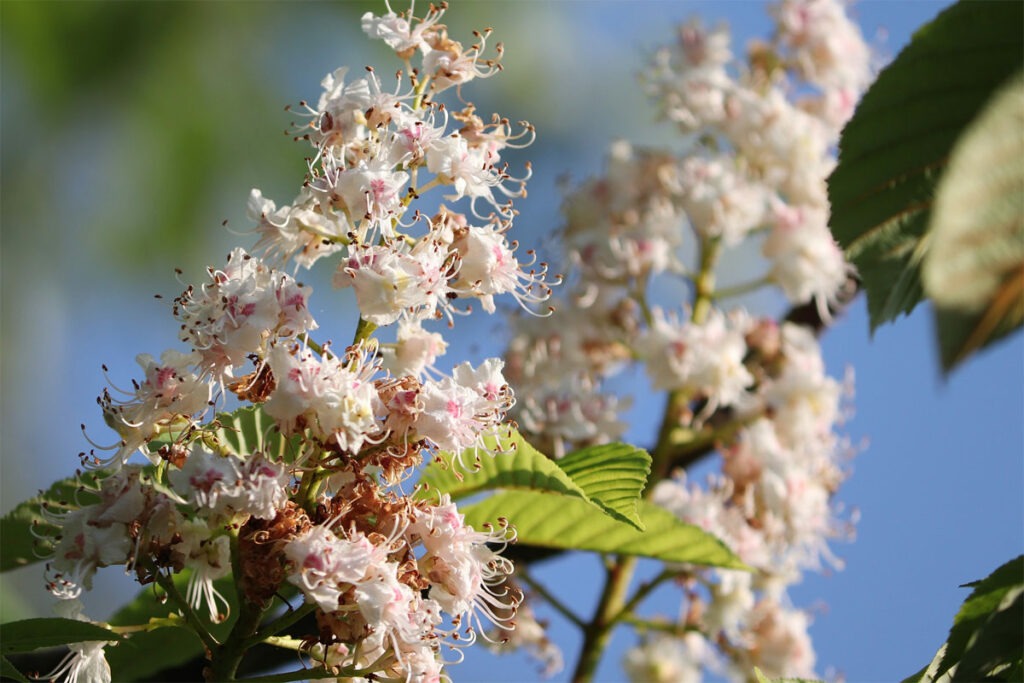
2 1 372 272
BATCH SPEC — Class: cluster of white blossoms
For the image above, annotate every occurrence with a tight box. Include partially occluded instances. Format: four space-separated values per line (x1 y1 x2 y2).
41 5 555 682
503 0 869 679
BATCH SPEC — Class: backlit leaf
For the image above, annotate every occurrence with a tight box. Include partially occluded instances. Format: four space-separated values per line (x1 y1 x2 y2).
417 428 593 505
461 490 746 569
555 443 651 530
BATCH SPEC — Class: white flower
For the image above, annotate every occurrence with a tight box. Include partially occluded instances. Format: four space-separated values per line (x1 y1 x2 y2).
415 376 488 453
172 521 232 623
409 496 517 632
248 187 345 269
380 319 449 377
763 201 851 316
639 308 754 411
774 0 872 93
334 242 452 326
175 249 317 379
361 5 445 58
332 165 409 236
677 155 769 246
284 525 375 612
97 350 210 467
42 600 114 683
624 632 708 683
451 222 556 314
264 342 382 453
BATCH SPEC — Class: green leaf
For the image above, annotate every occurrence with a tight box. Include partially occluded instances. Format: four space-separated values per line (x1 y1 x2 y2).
954 588 1024 682
0 618 120 654
105 570 238 682
933 555 1024 681
417 429 593 505
153 405 303 462
461 490 746 570
901 644 954 683
933 290 1023 376
1 655 30 683
208 405 304 462
0 471 107 572
554 443 651 530
920 71 1024 372
828 0 1024 330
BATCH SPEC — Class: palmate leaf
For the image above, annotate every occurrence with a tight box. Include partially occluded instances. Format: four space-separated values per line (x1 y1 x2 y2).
0 470 107 572
0 618 120 654
417 429 594 506
203 405 303 462
827 0 1023 330
461 491 746 570
555 442 651 530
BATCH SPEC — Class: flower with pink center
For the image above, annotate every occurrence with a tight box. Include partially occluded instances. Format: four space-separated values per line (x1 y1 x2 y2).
640 308 754 412
334 241 454 326
451 222 556 314
763 201 851 320
247 187 346 270
355 562 416 636
96 349 210 467
426 136 524 217
380 319 449 378
415 360 513 458
409 496 517 632
284 525 378 613
174 248 317 380
332 166 410 237
265 342 382 454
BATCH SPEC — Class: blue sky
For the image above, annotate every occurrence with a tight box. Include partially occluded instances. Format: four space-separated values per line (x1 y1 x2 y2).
2 2 1020 681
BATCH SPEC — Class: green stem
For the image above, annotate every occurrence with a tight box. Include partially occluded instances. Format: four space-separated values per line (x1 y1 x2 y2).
620 615 689 636
206 597 265 682
649 390 693 486
711 274 772 301
296 333 324 356
571 555 637 683
246 601 316 647
571 235 726 682
611 569 676 625
352 317 377 346
295 452 324 517
237 667 362 683
518 567 585 630
261 635 306 651
236 652 394 683
151 569 220 654
206 533 272 681
692 236 722 325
